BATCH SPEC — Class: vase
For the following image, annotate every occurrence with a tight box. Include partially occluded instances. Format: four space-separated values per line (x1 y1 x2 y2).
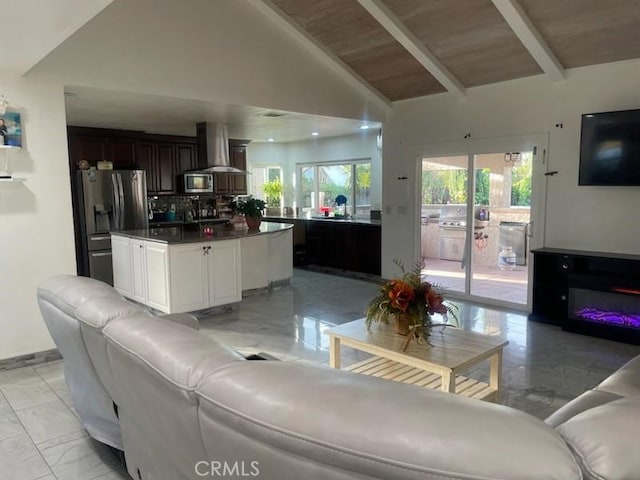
393 314 412 336
245 216 262 230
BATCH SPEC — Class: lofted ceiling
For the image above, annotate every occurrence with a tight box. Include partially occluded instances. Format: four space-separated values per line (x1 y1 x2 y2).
268 0 640 101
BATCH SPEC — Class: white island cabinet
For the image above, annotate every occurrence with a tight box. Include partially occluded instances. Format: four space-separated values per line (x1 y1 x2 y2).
111 222 292 314
168 240 241 313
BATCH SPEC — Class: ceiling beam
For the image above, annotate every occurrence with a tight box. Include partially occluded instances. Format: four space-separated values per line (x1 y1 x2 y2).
491 0 565 81
357 0 466 98
249 0 393 112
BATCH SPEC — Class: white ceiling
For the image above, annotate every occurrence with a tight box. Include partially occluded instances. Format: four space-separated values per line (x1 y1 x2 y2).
64 86 381 143
1 0 112 74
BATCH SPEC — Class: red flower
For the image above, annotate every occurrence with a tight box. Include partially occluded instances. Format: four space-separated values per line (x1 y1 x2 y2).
426 287 447 315
388 280 415 312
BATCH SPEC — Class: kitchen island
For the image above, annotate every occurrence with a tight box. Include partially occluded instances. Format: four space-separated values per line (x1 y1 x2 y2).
111 222 293 314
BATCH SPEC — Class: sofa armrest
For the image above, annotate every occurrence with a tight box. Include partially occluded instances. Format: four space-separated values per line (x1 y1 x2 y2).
162 313 199 330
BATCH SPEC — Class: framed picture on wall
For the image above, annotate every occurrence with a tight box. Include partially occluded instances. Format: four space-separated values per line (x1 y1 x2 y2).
0 111 22 148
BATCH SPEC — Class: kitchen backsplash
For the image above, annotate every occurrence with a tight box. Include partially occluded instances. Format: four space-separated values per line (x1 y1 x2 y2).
148 195 217 218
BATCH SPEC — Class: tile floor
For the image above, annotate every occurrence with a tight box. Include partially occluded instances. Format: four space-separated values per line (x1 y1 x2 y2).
2 268 639 479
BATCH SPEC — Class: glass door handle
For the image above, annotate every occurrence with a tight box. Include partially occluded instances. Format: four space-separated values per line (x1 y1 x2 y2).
526 221 534 237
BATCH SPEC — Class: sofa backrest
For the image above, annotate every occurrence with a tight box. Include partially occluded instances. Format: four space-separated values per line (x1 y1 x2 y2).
76 295 151 397
557 395 640 480
103 314 244 480
196 361 582 480
37 274 127 450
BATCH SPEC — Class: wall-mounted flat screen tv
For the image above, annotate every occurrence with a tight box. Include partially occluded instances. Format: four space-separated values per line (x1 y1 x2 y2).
579 108 640 186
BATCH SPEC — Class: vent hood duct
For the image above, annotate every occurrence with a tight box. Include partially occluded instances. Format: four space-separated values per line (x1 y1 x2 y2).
195 122 247 174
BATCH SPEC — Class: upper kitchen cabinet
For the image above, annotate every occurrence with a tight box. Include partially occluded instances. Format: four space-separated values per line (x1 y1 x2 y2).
135 142 177 194
156 143 176 193
175 143 198 173
68 127 198 195
229 140 248 194
214 139 250 195
68 129 137 169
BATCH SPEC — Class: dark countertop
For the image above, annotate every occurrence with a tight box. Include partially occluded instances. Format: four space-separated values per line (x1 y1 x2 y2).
112 221 293 245
263 214 381 226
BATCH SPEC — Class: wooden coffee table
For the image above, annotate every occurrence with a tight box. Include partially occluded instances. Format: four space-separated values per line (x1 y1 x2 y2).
326 319 508 402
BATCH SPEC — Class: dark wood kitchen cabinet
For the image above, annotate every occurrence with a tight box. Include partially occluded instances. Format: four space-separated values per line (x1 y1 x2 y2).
134 142 176 194
68 134 136 169
229 140 247 194
156 143 176 193
214 140 249 195
68 127 199 195
305 221 381 275
175 143 198 173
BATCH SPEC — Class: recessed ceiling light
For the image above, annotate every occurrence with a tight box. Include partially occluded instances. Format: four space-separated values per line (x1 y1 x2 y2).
585 114 594 118
267 138 275 142
311 132 319 136
360 125 370 130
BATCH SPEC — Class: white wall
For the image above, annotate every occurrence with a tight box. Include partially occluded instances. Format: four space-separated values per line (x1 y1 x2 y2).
247 131 382 209
0 74 76 360
32 0 387 123
382 59 640 277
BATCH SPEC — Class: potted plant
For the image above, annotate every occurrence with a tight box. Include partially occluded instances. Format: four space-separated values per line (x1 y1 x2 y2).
233 197 266 230
263 178 284 215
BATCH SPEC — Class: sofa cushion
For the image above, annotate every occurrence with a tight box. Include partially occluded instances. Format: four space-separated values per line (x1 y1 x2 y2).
545 389 622 428
596 355 640 398
557 396 640 480
196 362 581 480
103 315 244 480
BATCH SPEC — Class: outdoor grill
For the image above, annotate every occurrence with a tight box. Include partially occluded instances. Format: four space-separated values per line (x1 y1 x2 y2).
437 205 467 230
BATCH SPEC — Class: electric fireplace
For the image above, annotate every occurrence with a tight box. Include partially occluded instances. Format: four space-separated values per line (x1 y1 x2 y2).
568 280 640 344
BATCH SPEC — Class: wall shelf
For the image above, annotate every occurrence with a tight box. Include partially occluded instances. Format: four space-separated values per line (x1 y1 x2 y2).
0 177 25 183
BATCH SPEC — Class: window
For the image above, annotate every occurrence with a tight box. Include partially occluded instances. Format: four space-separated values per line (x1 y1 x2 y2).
298 160 371 217
251 166 283 207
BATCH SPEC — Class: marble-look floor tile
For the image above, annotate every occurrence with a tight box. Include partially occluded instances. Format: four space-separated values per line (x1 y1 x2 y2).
1 376 59 411
40 434 120 480
93 468 133 479
35 360 65 383
0 441 53 480
15 399 84 445
0 403 26 444
0 366 40 385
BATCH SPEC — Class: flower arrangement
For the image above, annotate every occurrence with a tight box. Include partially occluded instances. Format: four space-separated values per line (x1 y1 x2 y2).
365 260 457 345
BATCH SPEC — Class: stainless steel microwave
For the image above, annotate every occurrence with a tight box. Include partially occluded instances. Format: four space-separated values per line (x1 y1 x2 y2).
180 173 214 193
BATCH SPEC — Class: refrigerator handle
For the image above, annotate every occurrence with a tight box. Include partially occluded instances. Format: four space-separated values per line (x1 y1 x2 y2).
117 173 126 230
111 173 120 230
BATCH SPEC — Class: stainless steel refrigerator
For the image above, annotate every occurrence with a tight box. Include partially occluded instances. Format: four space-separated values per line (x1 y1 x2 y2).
75 170 148 285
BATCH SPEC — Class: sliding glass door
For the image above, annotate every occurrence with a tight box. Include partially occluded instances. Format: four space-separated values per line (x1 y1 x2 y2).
419 135 546 311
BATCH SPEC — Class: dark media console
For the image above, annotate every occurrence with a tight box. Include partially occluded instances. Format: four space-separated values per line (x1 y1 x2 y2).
530 248 640 345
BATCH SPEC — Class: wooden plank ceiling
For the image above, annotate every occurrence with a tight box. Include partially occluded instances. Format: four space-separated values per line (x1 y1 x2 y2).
271 0 640 101
271 0 446 101
519 0 640 68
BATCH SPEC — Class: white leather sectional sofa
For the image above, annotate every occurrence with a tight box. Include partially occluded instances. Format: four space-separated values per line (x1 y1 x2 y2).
37 275 640 480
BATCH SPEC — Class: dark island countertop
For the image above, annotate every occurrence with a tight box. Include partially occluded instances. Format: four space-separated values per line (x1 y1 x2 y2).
111 221 293 245
263 214 381 226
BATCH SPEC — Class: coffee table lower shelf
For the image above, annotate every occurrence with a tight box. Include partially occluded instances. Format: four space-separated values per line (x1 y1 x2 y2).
345 356 497 402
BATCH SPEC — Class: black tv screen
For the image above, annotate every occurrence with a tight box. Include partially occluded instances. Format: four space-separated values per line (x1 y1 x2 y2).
579 109 640 186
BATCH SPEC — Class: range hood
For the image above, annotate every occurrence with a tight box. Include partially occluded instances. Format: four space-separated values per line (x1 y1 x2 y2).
195 122 247 174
